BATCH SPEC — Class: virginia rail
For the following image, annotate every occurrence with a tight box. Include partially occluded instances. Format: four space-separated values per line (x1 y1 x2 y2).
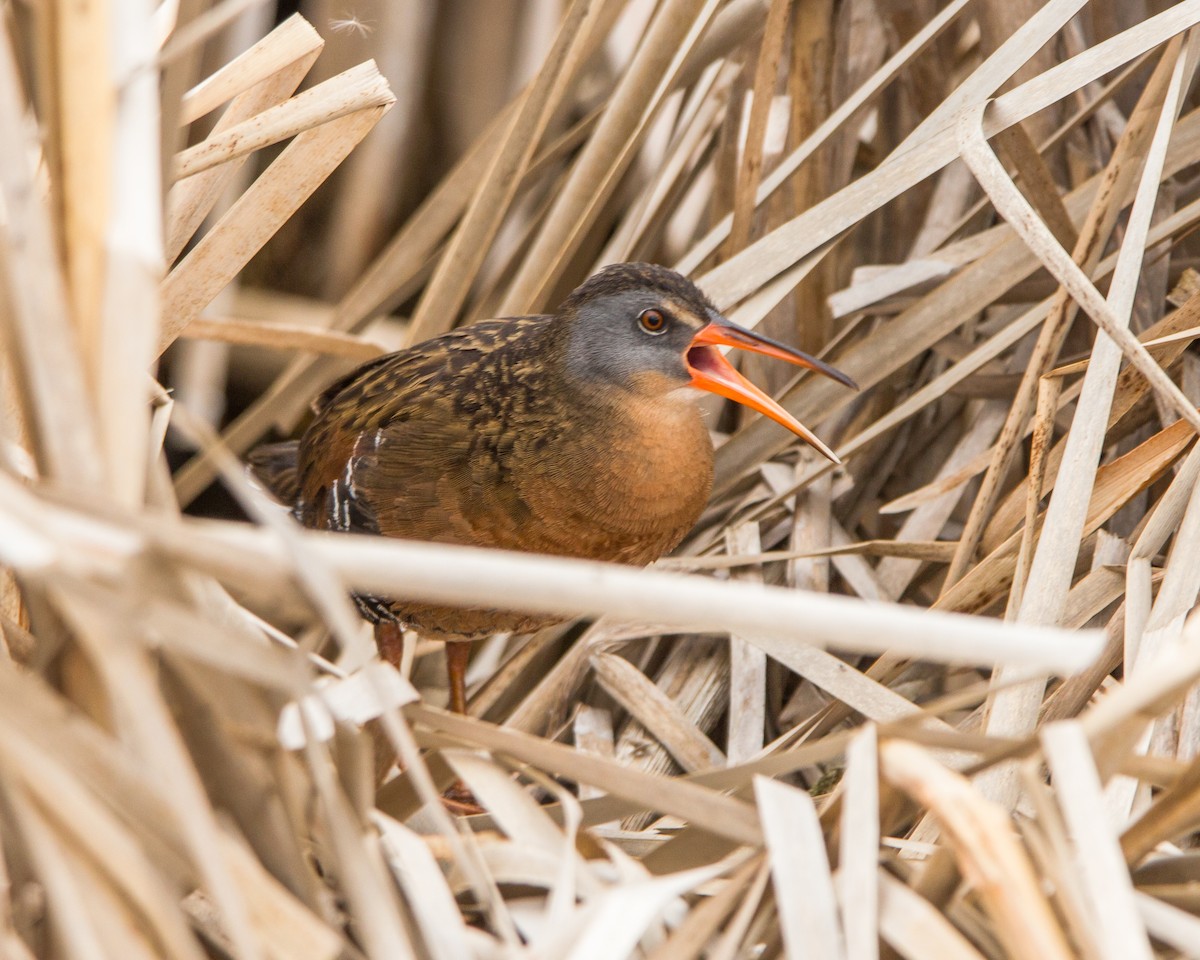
249 262 855 714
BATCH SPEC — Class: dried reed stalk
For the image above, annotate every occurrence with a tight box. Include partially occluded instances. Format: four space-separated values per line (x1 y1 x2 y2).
4 2 1200 958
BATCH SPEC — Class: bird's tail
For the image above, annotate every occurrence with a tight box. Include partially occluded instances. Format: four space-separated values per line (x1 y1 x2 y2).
246 441 301 507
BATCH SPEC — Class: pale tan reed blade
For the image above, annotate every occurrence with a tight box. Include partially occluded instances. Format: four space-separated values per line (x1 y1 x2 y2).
877 872 988 960
879 739 1074 960
838 725 881 960
179 317 385 360
591 651 725 772
710 134 1200 501
976 34 1199 808
373 814 474 960
11 3 1200 957
172 62 393 181
160 95 393 354
154 515 1106 674
676 0 975 275
0 724 206 960
756 776 847 960
179 14 322 123
725 523 767 761
0 26 104 490
1042 722 1155 960
403 0 593 345
94 0 163 509
956 91 1200 435
945 49 1174 589
166 16 323 261
51 592 265 960
1124 444 1200 683
500 0 723 314
1133 893 1200 959
697 0 1200 308
408 704 763 845
724 0 790 257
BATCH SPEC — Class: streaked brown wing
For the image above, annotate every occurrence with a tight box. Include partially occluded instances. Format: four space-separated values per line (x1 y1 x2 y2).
296 316 551 548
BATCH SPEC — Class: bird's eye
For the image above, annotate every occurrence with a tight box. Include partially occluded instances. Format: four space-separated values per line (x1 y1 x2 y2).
639 309 667 335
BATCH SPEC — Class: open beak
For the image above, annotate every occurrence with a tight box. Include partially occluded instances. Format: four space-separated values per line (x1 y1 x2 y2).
685 315 857 464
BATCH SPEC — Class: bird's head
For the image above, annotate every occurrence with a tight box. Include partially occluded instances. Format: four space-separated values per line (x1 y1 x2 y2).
559 262 857 463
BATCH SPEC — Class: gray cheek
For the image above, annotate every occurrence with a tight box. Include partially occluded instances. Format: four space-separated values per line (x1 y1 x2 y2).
615 338 673 381
660 343 693 381
661 329 696 379
564 298 695 387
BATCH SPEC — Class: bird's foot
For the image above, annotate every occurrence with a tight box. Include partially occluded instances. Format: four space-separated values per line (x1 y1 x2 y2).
441 779 484 816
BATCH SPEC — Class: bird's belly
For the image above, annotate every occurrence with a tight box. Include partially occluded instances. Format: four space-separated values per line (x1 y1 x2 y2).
369 438 711 639
349 400 714 637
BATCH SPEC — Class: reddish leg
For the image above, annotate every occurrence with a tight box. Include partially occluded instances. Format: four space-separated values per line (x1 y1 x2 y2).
443 643 483 811
445 642 471 714
374 621 406 666
371 627 479 811
370 623 407 784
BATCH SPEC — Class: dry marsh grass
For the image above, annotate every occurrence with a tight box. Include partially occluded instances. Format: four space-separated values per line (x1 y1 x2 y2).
4 0 1200 957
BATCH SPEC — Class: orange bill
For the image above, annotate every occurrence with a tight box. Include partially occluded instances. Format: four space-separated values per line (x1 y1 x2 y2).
685 317 857 464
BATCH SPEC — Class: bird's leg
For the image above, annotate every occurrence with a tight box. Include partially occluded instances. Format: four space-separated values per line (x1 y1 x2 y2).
374 621 406 667
445 641 471 714
369 622 408 785
370 627 480 810
441 641 484 813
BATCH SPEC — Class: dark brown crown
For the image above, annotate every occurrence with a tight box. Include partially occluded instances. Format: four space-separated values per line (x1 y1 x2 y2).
559 262 717 318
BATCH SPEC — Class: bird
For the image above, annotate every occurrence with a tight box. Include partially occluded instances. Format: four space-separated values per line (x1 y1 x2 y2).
249 262 856 717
